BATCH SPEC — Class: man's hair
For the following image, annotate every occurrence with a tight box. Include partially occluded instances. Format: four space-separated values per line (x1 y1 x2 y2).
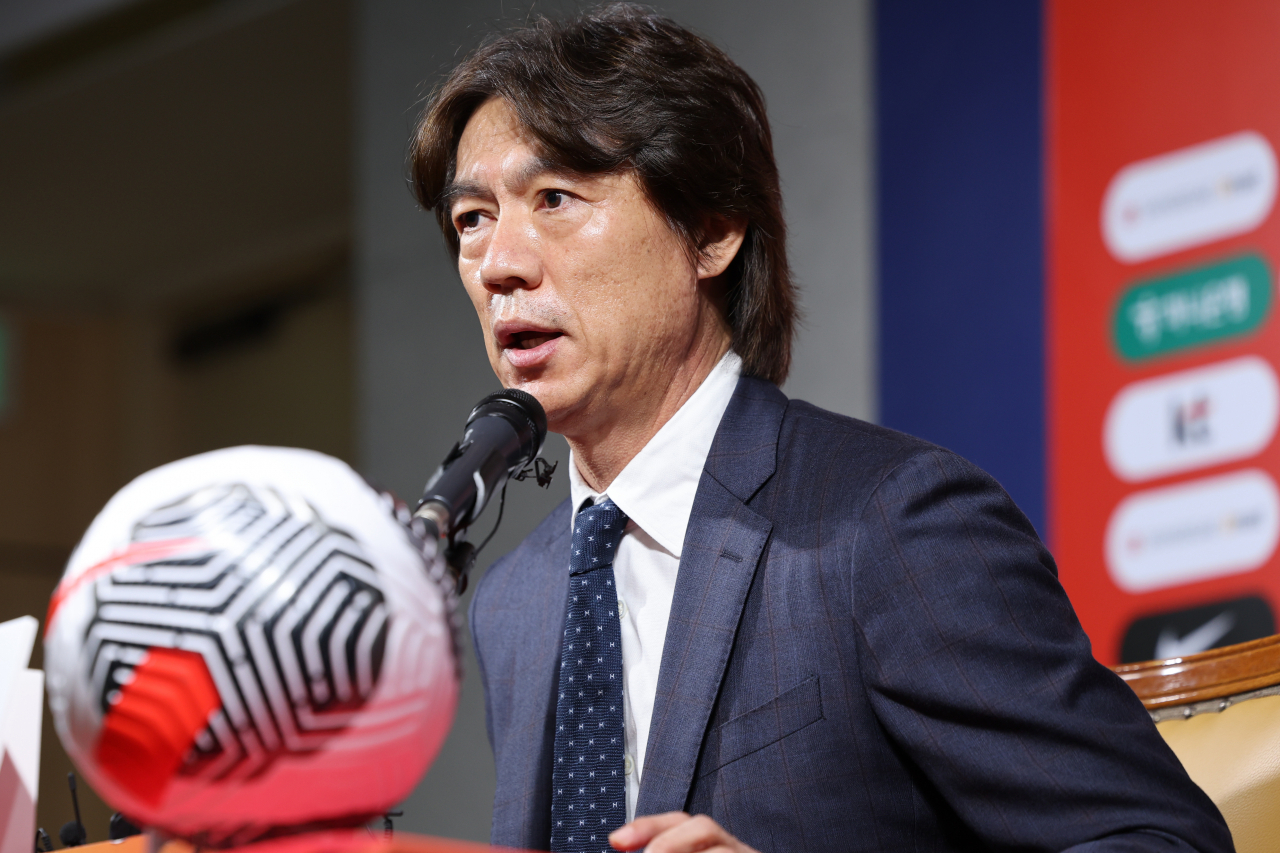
410 3 797 385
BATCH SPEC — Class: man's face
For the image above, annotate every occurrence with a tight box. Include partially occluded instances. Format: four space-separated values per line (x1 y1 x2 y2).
449 98 722 440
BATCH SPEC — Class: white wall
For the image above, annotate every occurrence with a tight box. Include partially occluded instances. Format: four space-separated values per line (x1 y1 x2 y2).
668 0 876 422
355 0 873 840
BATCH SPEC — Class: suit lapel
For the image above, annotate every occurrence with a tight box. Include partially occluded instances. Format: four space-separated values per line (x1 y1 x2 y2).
636 377 788 816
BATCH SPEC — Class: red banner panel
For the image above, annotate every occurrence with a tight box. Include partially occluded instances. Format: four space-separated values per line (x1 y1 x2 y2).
1049 1 1280 663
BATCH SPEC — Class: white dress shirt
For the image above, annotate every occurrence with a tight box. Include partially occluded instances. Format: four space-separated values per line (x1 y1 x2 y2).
568 350 742 822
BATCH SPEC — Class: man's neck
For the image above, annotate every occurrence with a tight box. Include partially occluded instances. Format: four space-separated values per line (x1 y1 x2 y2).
567 341 731 492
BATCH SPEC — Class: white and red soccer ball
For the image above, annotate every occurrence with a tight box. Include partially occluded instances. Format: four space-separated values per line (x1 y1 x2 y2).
44 447 459 845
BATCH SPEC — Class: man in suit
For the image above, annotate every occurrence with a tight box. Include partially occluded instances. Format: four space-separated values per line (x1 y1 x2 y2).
410 5 1233 852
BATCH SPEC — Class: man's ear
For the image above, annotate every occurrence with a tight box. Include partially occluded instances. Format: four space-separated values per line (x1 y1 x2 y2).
696 216 748 281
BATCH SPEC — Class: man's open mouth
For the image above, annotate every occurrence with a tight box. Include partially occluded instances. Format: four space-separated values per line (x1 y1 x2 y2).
509 331 562 350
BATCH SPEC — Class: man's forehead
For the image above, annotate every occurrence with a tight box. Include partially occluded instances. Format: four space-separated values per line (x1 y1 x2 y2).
450 102 561 197
453 148 558 192
456 100 541 171
459 98 530 151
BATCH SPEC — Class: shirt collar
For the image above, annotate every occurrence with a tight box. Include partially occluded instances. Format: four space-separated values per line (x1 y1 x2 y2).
568 351 742 558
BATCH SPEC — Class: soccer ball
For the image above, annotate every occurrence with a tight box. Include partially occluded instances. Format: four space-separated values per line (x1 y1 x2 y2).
44 447 458 845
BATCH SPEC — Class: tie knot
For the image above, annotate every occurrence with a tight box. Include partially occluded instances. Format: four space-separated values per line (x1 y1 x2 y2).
570 499 628 575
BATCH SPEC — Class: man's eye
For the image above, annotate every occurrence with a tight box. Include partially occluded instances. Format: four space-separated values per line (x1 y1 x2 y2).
544 190 564 209
456 210 481 231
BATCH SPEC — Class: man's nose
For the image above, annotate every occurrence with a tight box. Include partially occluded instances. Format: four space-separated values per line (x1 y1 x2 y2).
479 214 541 293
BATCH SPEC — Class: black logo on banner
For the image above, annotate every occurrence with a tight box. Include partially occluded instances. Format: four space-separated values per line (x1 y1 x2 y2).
1119 595 1275 663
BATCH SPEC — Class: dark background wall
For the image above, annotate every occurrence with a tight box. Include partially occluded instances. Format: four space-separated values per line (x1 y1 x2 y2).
0 0 357 836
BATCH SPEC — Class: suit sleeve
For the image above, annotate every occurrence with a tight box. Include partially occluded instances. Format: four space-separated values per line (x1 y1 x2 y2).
850 449 1234 853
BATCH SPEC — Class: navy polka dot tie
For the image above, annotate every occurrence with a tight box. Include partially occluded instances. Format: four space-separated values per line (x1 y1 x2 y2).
551 498 629 853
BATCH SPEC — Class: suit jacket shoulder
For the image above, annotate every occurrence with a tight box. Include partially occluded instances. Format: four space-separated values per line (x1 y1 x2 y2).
744 393 1045 564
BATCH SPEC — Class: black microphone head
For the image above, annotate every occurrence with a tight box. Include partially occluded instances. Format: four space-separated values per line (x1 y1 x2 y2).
109 813 141 841
59 821 85 848
465 388 548 469
417 388 550 539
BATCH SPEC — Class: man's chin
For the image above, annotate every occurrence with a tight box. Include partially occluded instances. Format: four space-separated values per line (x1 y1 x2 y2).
501 379 584 437
501 373 560 412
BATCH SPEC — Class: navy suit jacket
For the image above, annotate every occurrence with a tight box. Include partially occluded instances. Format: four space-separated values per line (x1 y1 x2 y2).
469 377 1233 852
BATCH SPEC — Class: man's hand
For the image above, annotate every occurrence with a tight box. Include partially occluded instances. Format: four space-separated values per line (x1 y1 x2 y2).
609 812 761 853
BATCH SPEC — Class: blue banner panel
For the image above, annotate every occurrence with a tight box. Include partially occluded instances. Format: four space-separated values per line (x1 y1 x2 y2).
876 0 1045 534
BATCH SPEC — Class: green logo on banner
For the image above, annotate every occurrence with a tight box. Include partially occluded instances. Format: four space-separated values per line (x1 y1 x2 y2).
1114 253 1272 361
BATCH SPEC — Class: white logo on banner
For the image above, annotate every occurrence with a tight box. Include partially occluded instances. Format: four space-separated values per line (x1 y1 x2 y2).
1106 469 1280 593
1102 131 1277 263
1104 356 1279 481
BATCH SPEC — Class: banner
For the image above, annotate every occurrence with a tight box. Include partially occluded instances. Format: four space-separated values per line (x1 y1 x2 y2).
1049 1 1280 663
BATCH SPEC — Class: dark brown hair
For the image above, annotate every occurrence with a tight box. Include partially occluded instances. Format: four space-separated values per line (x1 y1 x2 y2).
410 3 797 384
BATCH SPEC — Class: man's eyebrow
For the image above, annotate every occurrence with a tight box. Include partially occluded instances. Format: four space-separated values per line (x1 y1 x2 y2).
442 155 577 208
505 155 562 193
441 179 491 208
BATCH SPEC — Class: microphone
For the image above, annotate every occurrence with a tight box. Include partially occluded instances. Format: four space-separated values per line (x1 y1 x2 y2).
108 813 141 841
414 389 548 540
60 773 86 847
